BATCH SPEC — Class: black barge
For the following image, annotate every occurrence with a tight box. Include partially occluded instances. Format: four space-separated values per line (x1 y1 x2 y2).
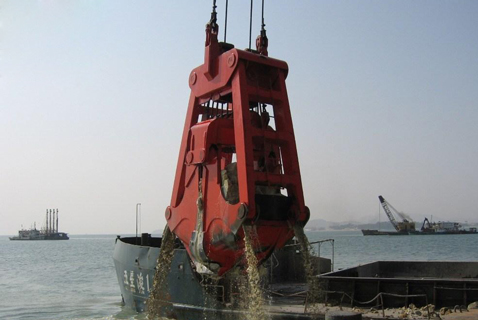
113 234 332 319
320 261 478 309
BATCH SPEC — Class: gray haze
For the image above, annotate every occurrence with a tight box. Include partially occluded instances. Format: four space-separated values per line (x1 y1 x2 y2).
1 1 478 235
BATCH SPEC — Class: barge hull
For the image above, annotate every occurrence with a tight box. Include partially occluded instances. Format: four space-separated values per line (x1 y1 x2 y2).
113 235 330 319
320 261 478 309
361 229 408 236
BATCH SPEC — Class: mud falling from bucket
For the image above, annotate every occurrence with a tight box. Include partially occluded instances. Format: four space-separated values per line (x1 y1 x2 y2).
293 224 323 316
242 225 267 320
202 275 219 320
147 225 175 319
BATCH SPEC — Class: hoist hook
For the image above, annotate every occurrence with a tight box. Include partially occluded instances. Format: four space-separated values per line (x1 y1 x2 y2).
208 0 218 33
256 0 268 56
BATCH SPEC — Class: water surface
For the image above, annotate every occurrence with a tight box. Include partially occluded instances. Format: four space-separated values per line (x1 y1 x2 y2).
1 231 477 319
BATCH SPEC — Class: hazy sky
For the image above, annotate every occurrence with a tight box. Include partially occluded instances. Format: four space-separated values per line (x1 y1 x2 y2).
1 1 478 235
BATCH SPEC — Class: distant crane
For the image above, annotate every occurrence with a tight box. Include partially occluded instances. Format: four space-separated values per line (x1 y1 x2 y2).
378 195 416 232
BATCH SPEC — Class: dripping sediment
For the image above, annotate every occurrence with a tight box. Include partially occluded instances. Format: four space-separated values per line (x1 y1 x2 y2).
293 224 323 315
147 225 176 319
242 225 267 320
201 275 220 320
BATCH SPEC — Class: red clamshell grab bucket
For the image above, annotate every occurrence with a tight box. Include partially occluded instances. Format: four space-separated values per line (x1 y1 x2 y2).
165 28 309 275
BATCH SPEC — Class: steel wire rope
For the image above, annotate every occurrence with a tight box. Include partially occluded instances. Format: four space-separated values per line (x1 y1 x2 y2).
261 0 265 32
249 0 253 50
224 0 228 42
210 0 218 31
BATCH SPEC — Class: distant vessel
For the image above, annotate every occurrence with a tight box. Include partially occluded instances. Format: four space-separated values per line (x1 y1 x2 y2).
9 209 69 241
361 229 408 236
362 196 415 236
362 196 477 236
409 218 477 235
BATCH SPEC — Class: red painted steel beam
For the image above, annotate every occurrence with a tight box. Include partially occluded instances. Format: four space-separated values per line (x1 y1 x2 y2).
165 22 309 276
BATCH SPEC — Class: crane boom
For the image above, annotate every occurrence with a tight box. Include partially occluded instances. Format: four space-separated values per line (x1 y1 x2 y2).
379 195 399 231
387 201 412 222
378 195 415 232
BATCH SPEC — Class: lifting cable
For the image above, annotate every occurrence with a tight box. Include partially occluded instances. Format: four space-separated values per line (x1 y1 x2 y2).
261 0 265 33
224 0 229 42
210 0 218 31
217 0 267 50
248 0 266 50
248 0 253 50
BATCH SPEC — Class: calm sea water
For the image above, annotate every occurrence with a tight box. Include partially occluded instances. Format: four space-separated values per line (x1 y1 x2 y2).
1 231 477 320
